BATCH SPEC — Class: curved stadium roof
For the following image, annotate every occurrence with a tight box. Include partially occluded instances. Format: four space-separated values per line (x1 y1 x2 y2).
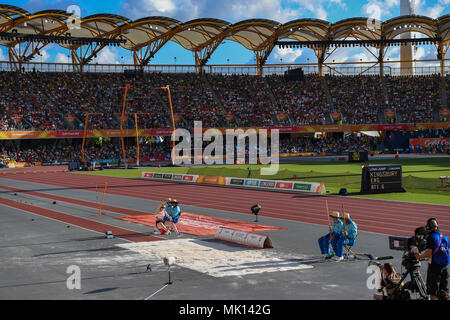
0 4 449 65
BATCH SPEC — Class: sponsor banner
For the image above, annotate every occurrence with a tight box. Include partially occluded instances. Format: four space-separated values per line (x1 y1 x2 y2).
230 178 245 186
293 183 312 192
259 180 276 188
2 122 450 140
0 129 173 140
244 179 259 187
90 159 119 164
140 172 326 194
280 152 318 157
141 172 154 179
141 157 167 162
196 176 226 185
276 181 293 190
41 161 69 166
409 138 450 148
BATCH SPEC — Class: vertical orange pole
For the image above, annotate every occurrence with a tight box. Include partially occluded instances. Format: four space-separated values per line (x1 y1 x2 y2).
134 112 140 166
165 85 176 165
93 182 107 216
81 113 90 162
99 182 107 216
120 84 131 166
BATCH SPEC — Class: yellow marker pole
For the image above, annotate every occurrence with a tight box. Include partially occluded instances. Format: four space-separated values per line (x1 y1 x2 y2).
92 182 107 216
326 200 331 232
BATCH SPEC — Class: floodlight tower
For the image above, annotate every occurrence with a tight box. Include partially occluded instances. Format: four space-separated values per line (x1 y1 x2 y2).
400 0 415 75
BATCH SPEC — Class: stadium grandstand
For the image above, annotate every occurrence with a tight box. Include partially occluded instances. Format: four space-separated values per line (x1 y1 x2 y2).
0 4 449 167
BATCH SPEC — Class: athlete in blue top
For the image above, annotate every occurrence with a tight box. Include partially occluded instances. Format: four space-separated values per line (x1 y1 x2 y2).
163 198 182 236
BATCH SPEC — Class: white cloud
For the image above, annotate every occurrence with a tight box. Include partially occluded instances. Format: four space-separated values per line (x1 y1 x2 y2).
31 49 50 62
414 0 448 17
386 47 400 59
121 0 300 23
149 0 177 13
274 47 303 63
54 52 69 63
424 4 444 18
0 48 6 61
362 0 399 20
414 46 426 60
290 0 346 21
92 47 120 64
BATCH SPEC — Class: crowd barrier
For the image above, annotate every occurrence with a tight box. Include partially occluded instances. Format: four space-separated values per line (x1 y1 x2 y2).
140 171 326 194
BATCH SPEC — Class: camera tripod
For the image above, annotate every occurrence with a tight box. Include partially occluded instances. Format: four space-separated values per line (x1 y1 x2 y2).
393 265 429 300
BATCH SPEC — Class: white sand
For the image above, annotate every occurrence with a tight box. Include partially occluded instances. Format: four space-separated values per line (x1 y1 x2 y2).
118 239 313 277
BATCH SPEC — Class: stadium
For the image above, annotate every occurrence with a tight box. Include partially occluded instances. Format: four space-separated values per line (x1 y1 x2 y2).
0 1 449 306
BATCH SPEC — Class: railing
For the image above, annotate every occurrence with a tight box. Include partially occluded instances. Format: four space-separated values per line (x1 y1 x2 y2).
1 60 448 76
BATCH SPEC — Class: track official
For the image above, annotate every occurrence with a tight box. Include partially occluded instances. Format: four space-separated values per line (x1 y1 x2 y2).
318 211 343 260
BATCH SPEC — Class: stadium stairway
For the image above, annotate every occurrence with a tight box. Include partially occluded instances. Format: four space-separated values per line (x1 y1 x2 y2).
321 76 334 125
441 75 448 108
378 111 387 124
263 76 293 126
203 74 239 127
379 76 391 123
23 72 68 130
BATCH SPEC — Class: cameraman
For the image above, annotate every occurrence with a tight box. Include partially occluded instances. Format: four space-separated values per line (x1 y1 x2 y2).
374 263 403 300
415 218 449 300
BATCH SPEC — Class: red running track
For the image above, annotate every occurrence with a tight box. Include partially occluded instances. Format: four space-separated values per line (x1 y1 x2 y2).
0 197 162 243
0 166 449 237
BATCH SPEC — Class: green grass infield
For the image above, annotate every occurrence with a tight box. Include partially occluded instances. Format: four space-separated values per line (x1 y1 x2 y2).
78 157 450 206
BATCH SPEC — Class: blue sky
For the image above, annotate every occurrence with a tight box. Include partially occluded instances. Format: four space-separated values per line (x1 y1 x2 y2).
2 0 449 66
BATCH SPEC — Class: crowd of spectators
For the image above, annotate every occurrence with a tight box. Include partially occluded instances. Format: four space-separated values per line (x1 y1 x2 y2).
0 138 173 164
208 74 281 127
384 75 442 123
0 71 447 133
268 73 329 125
279 133 380 154
326 75 385 124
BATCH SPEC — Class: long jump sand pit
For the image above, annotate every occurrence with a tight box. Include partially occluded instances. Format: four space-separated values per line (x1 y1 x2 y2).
117 238 313 277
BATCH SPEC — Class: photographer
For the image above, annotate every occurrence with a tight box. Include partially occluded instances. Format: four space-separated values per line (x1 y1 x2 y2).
374 263 403 300
415 218 449 300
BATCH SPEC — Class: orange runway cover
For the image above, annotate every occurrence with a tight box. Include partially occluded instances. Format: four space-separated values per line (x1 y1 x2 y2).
116 212 286 236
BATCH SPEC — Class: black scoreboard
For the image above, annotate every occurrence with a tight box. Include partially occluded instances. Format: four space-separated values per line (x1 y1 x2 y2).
348 151 369 163
361 164 406 194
